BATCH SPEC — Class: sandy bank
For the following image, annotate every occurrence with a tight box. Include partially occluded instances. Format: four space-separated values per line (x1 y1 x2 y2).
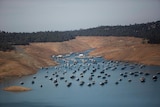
3 86 31 92
0 38 91 82
86 36 160 66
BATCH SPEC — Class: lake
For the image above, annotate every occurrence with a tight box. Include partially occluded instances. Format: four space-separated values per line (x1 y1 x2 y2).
0 49 160 107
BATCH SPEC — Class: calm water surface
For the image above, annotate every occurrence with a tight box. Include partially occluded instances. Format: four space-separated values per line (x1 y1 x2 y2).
0 49 160 107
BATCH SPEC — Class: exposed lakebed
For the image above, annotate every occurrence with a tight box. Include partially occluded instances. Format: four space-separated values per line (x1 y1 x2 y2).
0 49 160 107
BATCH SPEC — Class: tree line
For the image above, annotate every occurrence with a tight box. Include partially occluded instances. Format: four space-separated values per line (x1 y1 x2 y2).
0 31 75 51
0 20 160 51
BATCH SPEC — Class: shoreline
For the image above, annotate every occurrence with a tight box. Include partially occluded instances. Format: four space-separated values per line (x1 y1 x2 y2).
89 50 160 66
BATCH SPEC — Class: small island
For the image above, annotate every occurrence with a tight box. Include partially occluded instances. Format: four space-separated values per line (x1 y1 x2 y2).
3 86 31 92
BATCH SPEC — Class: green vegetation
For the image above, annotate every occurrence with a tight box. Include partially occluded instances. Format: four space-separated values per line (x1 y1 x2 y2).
0 21 160 51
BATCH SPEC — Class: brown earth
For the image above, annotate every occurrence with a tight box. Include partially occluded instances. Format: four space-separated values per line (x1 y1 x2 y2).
0 36 160 82
86 36 160 65
0 38 91 82
3 86 31 92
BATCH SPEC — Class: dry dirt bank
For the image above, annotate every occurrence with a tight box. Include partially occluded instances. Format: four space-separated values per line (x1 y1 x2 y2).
0 38 91 81
0 36 160 82
82 36 160 66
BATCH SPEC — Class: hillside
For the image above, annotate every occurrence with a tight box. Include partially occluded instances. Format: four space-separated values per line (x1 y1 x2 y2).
0 36 160 82
0 38 91 81
0 20 160 51
80 36 160 65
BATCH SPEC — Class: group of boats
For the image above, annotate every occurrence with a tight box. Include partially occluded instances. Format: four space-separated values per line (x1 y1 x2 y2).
20 51 159 88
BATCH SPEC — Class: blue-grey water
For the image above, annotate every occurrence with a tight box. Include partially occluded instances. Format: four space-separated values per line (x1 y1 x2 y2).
0 49 160 107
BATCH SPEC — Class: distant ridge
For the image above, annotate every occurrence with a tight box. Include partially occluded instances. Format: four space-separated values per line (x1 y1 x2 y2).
0 20 160 51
